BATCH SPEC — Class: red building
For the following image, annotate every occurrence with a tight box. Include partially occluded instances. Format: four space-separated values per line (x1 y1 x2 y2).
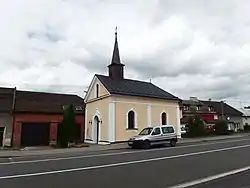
11 89 85 148
180 97 218 127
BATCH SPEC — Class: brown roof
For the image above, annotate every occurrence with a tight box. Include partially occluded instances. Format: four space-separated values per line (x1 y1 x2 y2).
0 87 85 114
201 100 243 117
14 90 85 114
0 87 14 113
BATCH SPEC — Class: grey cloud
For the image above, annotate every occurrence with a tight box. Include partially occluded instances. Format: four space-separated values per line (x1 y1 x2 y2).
27 25 64 43
27 31 64 43
3 0 250 107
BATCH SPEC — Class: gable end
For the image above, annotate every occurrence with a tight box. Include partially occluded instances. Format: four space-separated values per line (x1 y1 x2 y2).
84 75 111 103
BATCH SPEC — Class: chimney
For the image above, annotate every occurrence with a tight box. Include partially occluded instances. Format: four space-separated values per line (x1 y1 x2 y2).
190 96 198 101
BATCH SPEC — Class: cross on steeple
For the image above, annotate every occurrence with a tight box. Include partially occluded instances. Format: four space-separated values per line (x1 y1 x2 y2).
115 26 117 35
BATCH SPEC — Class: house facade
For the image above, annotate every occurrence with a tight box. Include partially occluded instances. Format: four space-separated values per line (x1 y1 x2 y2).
0 87 85 148
202 100 243 131
181 97 243 131
238 107 250 127
84 31 181 144
180 97 219 128
12 90 85 148
0 87 15 147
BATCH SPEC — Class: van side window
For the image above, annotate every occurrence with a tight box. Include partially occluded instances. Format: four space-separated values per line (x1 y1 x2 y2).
152 128 161 135
161 127 174 134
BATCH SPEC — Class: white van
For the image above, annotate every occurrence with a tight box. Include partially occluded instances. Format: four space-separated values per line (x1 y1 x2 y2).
128 125 178 149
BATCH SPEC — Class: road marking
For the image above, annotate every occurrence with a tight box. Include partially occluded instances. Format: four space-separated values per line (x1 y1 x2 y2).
167 165 250 188
0 144 250 180
0 138 249 165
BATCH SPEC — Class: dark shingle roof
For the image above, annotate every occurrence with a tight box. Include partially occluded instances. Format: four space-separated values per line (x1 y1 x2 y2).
96 74 180 101
0 87 14 112
181 99 216 113
201 100 243 116
14 90 85 114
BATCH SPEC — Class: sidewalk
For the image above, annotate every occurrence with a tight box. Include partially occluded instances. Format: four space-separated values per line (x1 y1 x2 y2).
179 133 250 144
0 133 249 158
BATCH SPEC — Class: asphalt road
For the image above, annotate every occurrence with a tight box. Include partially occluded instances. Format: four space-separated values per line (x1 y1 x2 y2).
0 138 250 188
193 170 250 188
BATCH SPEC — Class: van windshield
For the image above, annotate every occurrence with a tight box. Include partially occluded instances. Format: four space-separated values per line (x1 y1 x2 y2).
139 127 153 135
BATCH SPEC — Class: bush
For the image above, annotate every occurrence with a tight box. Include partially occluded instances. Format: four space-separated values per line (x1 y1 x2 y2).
215 120 228 135
58 104 76 148
187 114 207 137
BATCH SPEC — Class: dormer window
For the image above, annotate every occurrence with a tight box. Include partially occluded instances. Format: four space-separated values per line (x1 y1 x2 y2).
96 84 99 98
184 105 189 111
196 106 201 111
208 106 213 112
75 106 83 111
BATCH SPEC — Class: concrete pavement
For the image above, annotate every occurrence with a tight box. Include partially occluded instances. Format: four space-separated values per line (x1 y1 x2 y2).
0 138 250 187
0 133 249 158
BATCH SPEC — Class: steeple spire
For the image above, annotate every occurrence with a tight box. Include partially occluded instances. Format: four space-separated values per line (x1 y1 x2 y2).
111 26 121 64
108 27 125 80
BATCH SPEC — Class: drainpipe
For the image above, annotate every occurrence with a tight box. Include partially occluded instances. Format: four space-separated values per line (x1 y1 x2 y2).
10 87 17 147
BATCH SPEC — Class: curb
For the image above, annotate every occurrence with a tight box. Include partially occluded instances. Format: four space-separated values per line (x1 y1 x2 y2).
0 135 249 158
178 135 250 146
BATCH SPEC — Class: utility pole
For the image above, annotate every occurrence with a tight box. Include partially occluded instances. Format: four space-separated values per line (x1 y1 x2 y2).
221 100 225 120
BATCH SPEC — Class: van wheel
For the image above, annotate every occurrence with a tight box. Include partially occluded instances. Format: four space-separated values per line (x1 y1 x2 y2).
142 140 151 149
170 139 177 147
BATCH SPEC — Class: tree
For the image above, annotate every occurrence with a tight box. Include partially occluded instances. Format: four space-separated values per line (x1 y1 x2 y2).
215 120 228 135
187 113 207 137
58 104 76 148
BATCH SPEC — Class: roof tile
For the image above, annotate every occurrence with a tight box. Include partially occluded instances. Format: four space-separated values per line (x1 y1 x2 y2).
14 90 85 114
96 74 180 101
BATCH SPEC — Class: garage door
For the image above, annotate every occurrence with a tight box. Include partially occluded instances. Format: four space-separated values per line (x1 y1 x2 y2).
0 127 4 147
21 123 50 147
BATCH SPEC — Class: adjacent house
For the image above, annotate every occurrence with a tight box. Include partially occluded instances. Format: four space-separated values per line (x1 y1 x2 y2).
84 31 182 144
0 87 85 148
181 97 244 131
238 107 250 127
201 100 243 131
0 87 15 147
180 97 219 127
12 90 85 148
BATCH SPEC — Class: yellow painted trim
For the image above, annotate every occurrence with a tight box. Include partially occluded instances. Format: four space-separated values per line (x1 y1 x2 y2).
85 94 111 104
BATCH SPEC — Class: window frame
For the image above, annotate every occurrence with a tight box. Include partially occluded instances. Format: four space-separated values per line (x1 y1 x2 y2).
161 126 175 134
161 112 167 125
95 84 99 98
183 105 189 111
126 109 138 130
151 127 161 136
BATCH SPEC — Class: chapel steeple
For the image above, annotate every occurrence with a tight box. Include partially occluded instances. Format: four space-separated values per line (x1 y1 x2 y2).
108 27 125 80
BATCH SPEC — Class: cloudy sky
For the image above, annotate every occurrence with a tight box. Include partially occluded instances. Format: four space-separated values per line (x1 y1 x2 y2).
1 0 250 108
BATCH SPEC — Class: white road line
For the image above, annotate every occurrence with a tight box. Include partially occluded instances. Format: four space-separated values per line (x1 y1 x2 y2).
0 144 250 180
0 138 249 165
167 165 250 188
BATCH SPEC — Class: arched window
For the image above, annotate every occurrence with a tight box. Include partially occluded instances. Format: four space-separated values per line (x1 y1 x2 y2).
96 84 99 98
128 111 135 129
161 112 167 125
